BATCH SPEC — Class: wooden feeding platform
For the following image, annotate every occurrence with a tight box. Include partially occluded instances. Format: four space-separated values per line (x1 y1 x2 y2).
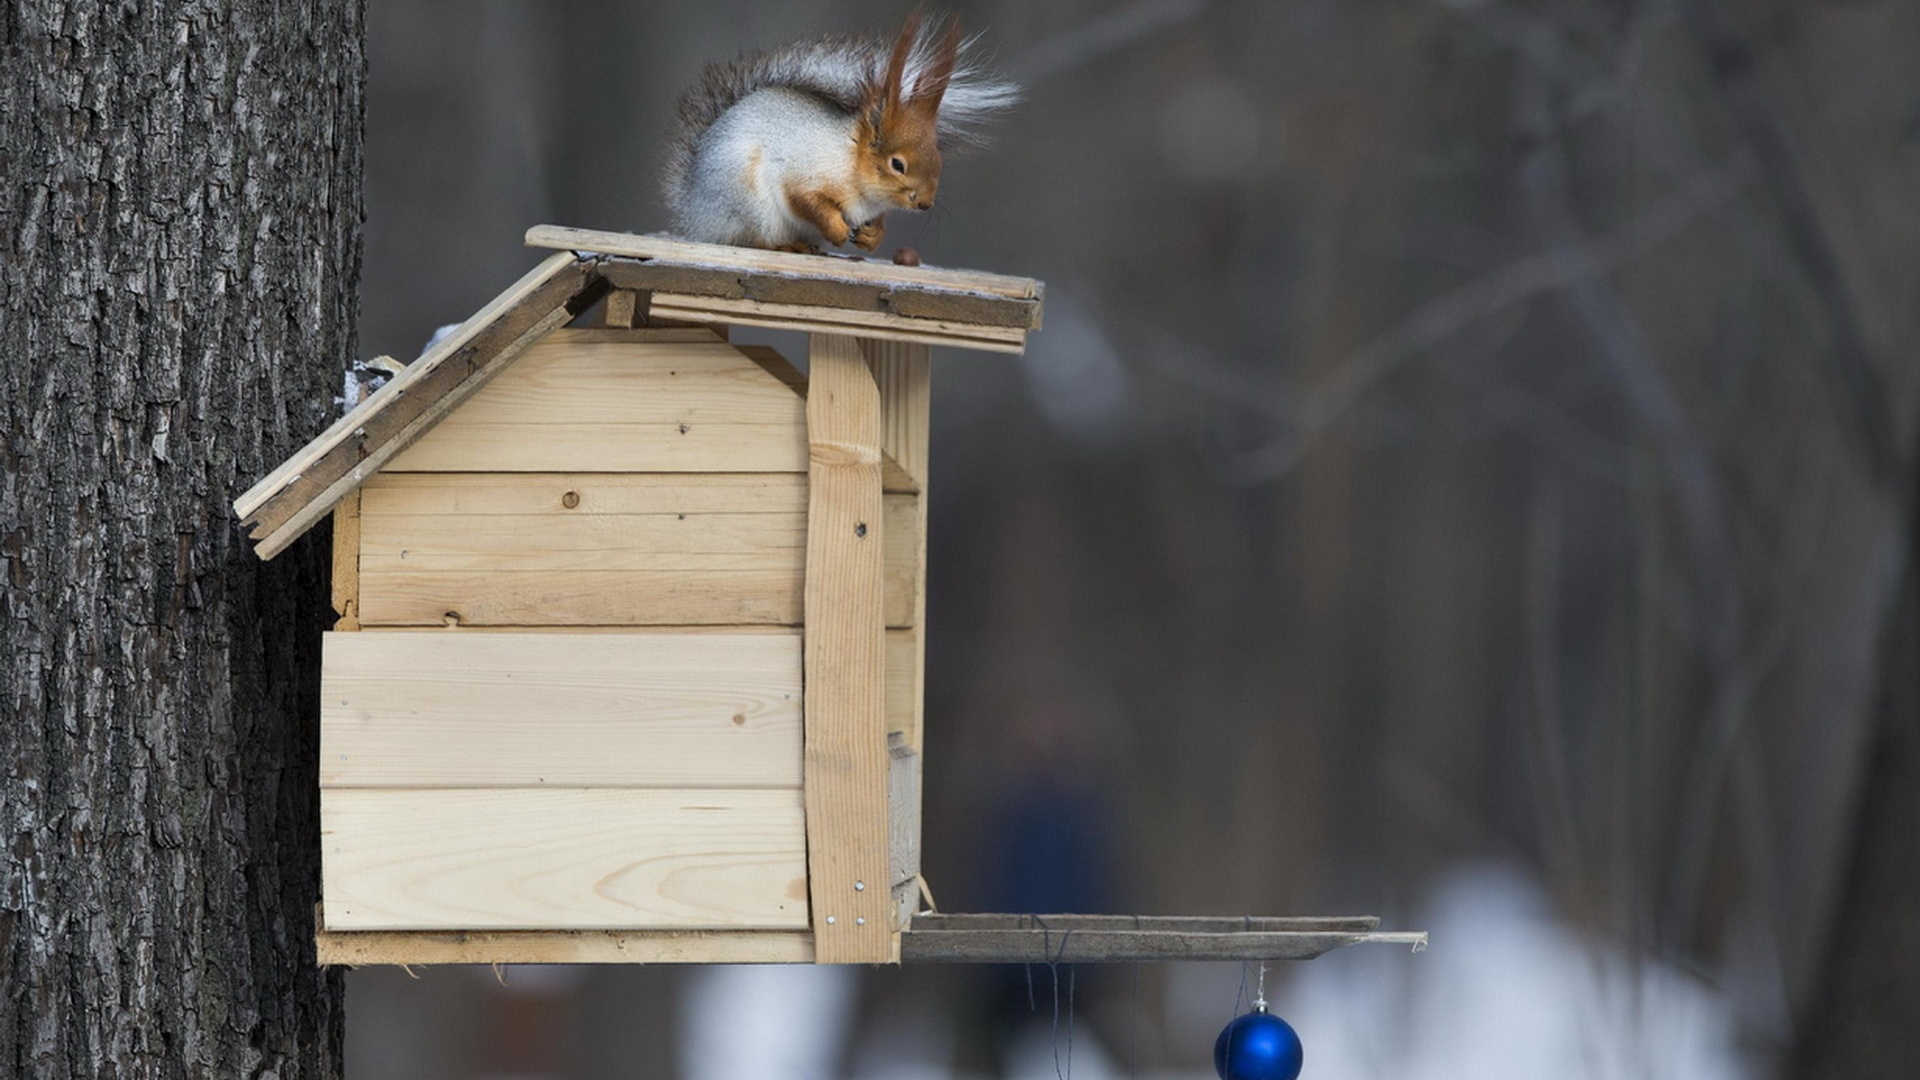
234 225 1423 967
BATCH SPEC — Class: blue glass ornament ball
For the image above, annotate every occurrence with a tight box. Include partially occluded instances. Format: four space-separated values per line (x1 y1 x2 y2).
1213 1010 1304 1080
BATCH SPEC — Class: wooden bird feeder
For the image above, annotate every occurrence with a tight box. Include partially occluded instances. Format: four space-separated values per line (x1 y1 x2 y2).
235 225 1423 966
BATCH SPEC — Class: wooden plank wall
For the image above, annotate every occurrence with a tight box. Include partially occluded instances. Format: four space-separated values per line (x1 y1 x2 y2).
357 330 920 628
321 326 932 959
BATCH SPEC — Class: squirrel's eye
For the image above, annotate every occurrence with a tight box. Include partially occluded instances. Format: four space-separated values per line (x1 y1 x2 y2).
889 156 907 175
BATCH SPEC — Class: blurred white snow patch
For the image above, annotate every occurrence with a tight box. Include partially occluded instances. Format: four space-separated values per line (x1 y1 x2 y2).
1159 80 1262 181
847 987 959 1080
681 964 857 1080
1277 865 1751 1080
1002 1020 1123 1080
1019 293 1137 451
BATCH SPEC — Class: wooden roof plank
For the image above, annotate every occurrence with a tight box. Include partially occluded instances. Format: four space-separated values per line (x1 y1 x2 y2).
647 294 1027 354
235 251 582 521
236 231 1050 561
527 224 1042 302
245 262 604 559
597 255 1040 331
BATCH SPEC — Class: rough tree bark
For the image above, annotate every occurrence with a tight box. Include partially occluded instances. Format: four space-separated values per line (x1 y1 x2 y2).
1 3 364 1077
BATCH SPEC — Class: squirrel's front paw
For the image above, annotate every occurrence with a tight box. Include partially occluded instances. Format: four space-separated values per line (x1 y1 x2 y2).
819 215 852 247
851 217 886 251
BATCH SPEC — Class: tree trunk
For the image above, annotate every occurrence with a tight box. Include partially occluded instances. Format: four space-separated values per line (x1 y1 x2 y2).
1 3 364 1076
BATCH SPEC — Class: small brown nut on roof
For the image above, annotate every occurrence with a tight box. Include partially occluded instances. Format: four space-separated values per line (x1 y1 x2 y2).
892 246 922 267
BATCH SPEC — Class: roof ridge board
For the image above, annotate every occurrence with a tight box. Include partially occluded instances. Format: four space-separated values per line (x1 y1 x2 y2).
234 251 584 523
526 224 1041 301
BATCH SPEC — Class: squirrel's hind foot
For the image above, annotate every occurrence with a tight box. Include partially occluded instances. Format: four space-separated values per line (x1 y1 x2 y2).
772 241 827 256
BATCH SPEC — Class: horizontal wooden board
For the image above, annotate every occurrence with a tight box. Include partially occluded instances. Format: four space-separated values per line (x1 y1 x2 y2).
429 341 806 426
386 422 807 473
910 914 1382 933
311 913 1419 967
528 224 1043 300
897 913 1412 963
320 631 801 788
364 625 800 634
597 257 1041 330
322 788 810 931
315 924 815 966
385 334 807 473
361 512 808 573
357 492 921 627
898 929 1386 963
359 569 805 626
361 472 808 517
648 295 1026 355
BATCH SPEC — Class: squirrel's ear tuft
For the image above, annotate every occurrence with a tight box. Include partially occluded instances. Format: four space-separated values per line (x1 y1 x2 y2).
911 19 961 113
883 14 919 113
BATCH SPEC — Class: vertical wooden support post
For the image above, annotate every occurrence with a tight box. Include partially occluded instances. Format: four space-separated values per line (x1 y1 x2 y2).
328 367 376 632
330 491 361 631
604 289 644 328
803 333 894 962
863 340 931 930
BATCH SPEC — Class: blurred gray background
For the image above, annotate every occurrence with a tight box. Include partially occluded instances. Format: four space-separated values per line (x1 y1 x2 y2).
344 1 1920 1077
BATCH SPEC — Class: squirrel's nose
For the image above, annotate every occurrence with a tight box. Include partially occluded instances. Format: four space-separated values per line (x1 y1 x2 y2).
915 198 934 210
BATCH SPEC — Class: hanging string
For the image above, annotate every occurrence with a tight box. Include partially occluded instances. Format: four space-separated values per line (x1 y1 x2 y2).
1129 961 1141 1080
1066 962 1076 1080
1051 949 1063 1080
1228 958 1250 1026
1035 915 1077 1080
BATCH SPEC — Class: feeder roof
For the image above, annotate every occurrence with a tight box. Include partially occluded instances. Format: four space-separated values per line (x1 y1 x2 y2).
232 226 1045 561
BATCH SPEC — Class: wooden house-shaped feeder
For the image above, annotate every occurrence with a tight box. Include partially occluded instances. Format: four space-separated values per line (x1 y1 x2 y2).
237 226 1420 967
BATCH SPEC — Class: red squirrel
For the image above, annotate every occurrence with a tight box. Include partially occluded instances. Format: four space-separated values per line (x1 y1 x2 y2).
662 15 1016 253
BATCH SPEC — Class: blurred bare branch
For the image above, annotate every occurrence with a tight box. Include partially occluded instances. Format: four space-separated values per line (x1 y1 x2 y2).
1684 0 1902 486
1219 161 1751 484
1014 0 1212 84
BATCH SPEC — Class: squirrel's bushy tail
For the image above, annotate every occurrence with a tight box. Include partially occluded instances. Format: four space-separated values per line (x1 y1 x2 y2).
663 19 1018 214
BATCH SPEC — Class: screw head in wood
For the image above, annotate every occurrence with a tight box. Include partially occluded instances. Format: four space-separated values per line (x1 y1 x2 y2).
856 917 866 926
854 881 865 891
826 916 837 924
855 522 867 538
561 490 580 509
